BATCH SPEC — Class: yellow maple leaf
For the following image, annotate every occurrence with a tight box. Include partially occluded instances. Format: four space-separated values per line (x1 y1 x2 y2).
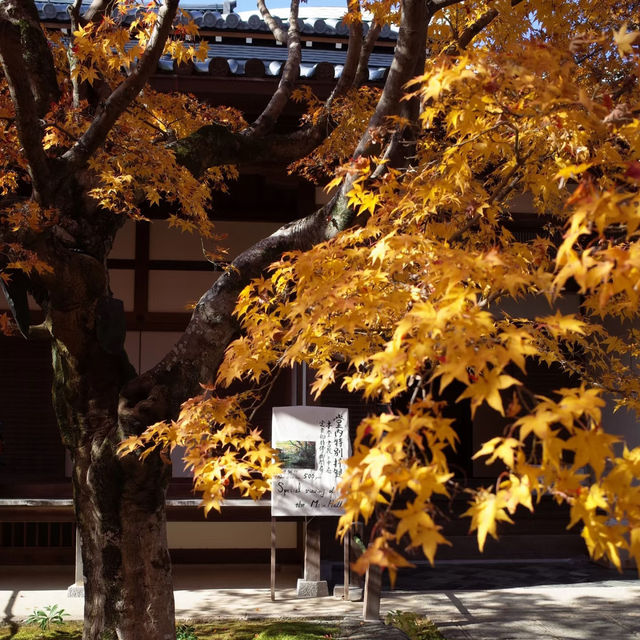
473 437 522 468
515 410 557 440
613 22 640 56
458 371 521 416
464 489 514 552
566 428 619 478
500 474 534 515
393 504 451 564
629 528 640 574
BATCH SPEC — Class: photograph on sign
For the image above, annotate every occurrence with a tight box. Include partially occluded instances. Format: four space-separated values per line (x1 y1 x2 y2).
275 440 317 469
271 406 350 517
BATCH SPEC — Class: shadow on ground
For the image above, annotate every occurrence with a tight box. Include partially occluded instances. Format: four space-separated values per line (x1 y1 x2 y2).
387 557 637 591
421 588 640 640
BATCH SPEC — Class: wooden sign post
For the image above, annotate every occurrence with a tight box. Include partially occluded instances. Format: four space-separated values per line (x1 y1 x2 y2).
343 529 350 601
270 517 276 601
363 564 382 620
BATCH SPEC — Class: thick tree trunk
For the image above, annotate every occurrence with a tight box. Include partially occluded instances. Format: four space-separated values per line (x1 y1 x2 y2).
71 441 174 640
48 244 176 640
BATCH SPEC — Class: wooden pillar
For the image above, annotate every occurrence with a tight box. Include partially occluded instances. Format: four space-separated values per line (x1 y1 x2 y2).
67 527 84 597
296 517 329 597
74 529 82 584
343 530 350 601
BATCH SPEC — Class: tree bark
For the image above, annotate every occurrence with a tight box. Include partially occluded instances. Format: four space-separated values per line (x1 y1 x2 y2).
0 10 53 201
42 233 176 640
2 169 175 639
70 438 174 640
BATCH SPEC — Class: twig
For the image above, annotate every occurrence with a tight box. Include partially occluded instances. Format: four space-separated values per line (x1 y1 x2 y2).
248 369 282 422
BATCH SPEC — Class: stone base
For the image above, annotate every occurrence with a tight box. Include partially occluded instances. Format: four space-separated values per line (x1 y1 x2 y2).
333 585 364 601
296 579 329 598
67 583 84 598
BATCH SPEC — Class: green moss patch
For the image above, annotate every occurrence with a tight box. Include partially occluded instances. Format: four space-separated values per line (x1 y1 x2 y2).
0 622 82 639
0 620 338 640
178 620 338 639
385 611 445 640
1 615 445 640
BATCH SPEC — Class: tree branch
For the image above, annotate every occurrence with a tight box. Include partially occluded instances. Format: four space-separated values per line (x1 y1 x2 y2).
119 206 342 424
0 1 60 119
429 0 466 11
0 14 52 202
353 0 431 159
60 0 179 172
174 0 365 173
445 8 498 55
174 0 430 188
354 21 382 87
82 0 119 24
67 0 84 108
250 0 301 136
120 0 435 435
444 0 525 55
326 0 363 108
256 0 288 45
170 121 325 177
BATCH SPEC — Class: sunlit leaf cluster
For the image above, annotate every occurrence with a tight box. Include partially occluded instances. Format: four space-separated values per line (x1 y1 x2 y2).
289 87 381 183
1 1 245 232
119 391 282 514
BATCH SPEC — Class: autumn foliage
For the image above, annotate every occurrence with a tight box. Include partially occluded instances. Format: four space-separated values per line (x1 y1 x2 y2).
120 0 640 579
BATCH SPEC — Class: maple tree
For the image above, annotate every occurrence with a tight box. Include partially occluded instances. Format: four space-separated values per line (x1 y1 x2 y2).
1 0 640 638
128 0 640 583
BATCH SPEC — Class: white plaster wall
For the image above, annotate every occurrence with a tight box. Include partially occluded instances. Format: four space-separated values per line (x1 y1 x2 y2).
110 219 136 259
148 270 219 312
139 331 183 372
150 222 217 260
150 220 285 261
167 521 297 549
214 221 287 259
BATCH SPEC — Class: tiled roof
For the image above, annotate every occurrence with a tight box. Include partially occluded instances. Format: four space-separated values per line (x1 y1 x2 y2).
37 2 396 81
156 43 392 80
35 2 398 40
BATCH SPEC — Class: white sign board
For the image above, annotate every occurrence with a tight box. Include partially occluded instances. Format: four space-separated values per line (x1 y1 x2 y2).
271 406 350 516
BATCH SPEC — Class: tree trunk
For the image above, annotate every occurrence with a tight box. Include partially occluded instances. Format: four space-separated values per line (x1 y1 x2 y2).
48 248 176 639
71 441 175 640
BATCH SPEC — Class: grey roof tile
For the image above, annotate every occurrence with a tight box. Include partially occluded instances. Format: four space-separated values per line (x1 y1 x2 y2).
201 10 222 27
38 3 396 79
37 2 398 39
246 14 262 30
